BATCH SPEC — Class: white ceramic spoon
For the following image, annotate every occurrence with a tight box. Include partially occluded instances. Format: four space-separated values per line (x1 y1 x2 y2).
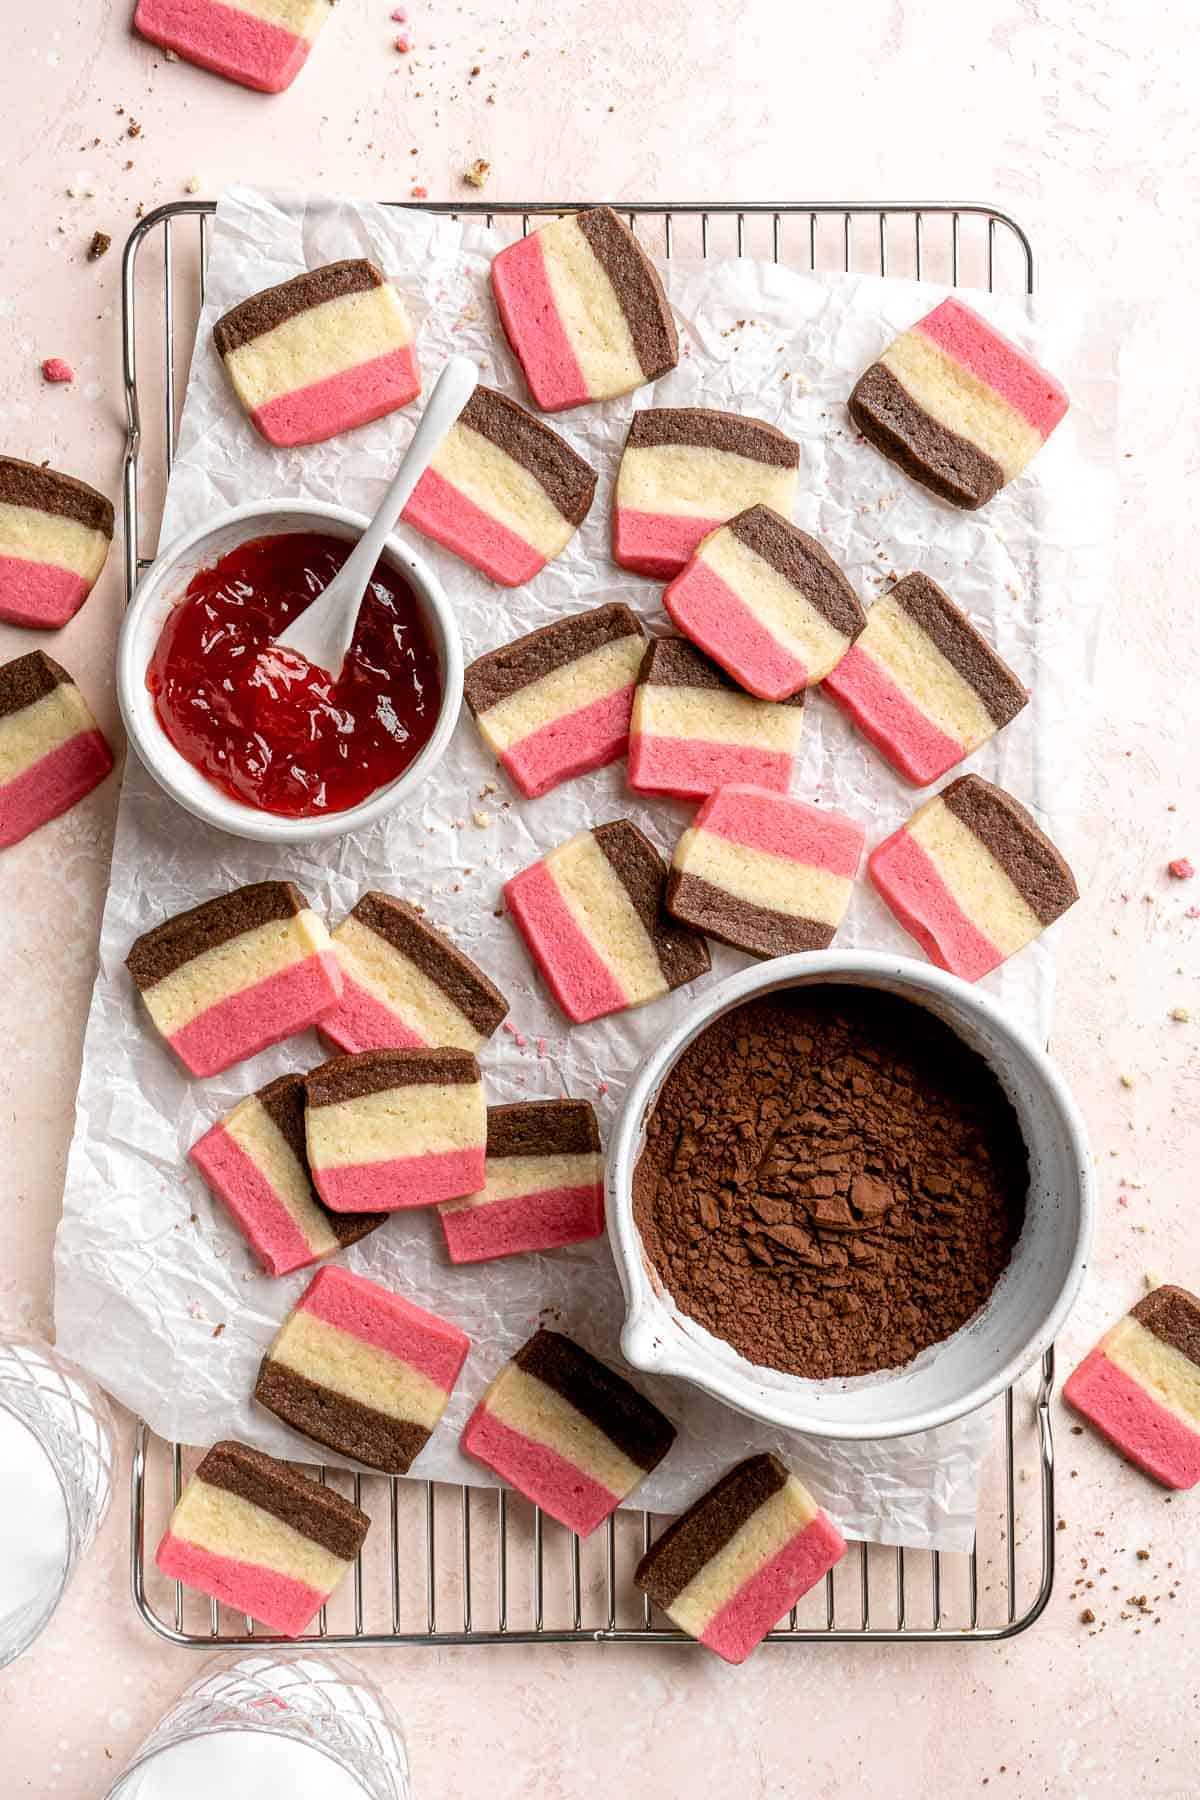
274 353 478 676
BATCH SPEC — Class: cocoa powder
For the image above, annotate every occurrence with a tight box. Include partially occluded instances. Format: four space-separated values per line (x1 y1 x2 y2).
632 985 1028 1379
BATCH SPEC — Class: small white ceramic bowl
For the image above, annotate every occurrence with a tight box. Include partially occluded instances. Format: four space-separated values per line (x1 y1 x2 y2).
608 951 1093 1441
117 500 464 845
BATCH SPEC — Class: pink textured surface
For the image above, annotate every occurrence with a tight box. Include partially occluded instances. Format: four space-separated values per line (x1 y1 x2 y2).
154 1531 327 1636
440 1181 606 1264
319 972 426 1056
164 946 343 1078
612 508 721 578
696 783 865 873
490 232 589 411
0 556 93 629
312 1144 486 1213
868 824 1003 981
133 0 313 95
504 858 629 1023
248 344 420 445
664 556 809 699
461 1403 621 1535
0 729 113 849
402 465 546 585
299 1265 470 1388
627 730 792 799
500 684 636 798
822 642 968 786
188 1120 317 1276
1064 1349 1200 1490
699 1511 847 1665
915 296 1070 437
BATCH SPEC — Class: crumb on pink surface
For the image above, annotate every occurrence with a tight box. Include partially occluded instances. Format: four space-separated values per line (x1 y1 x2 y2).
411 184 427 198
395 34 411 52
1168 857 1195 880
391 4 407 17
41 357 74 383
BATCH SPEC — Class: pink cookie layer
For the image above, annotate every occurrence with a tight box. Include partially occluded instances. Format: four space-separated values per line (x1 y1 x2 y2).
491 234 588 412
0 556 92 629
703 784 864 874
156 1532 325 1637
701 1511 847 1665
504 861 628 1023
250 346 421 448
1064 1350 1200 1490
441 1183 606 1265
613 510 723 580
0 729 114 850
501 685 636 799
627 732 791 800
461 1404 619 1535
134 0 311 94
402 467 545 587
664 559 807 701
301 1267 469 1388
821 644 966 787
319 974 425 1057
189 1123 317 1277
313 1146 486 1214
166 948 343 1079
916 299 1069 438
869 828 1003 982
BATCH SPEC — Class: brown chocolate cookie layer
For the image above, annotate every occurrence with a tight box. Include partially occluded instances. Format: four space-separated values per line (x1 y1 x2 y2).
464 604 644 716
511 1330 675 1472
348 892 508 1037
666 871 834 958
459 387 597 523
126 882 307 991
213 260 384 356
255 1073 387 1248
888 573 1027 728
940 775 1077 925
575 206 679 381
196 1440 369 1560
849 362 1005 510
638 634 805 706
486 1099 600 1159
254 1361 430 1475
727 506 866 639
635 1454 789 1606
305 1047 479 1109
0 456 114 536
625 408 799 467
1131 1285 1200 1370
592 819 711 991
0 649 73 720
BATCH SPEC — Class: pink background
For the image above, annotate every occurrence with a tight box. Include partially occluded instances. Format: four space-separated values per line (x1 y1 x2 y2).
0 1 1196 1794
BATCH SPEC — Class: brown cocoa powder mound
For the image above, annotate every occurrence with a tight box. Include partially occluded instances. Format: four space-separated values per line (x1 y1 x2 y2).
631 985 1028 1379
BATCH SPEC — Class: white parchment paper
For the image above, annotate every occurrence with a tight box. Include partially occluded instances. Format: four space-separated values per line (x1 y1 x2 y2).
53 188 1119 1550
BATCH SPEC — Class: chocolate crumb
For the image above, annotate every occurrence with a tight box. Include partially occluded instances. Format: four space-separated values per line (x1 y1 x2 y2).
87 230 111 261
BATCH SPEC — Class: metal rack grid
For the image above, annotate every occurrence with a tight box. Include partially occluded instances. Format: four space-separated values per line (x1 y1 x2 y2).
123 200 1053 1649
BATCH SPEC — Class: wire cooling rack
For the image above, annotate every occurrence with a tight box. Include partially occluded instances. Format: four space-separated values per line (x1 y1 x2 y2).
123 200 1054 1648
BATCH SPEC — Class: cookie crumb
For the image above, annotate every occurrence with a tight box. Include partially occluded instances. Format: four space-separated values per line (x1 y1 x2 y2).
1080 1607 1095 1624
40 357 74 383
127 118 142 138
1119 1072 1134 1089
87 230 111 261
472 809 492 828
411 185 427 199
1167 857 1194 880
464 158 491 189
394 34 411 52
1169 1006 1190 1022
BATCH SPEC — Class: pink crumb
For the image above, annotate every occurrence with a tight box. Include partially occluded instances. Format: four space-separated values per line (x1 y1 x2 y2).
411 184 428 199
502 1021 528 1050
394 34 411 52
536 1037 546 1058
1187 906 1200 920
1168 858 1195 880
597 1081 609 1098
41 358 74 383
390 5 407 18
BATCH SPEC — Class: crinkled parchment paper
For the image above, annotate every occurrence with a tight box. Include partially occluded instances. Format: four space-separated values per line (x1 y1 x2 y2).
54 188 1119 1549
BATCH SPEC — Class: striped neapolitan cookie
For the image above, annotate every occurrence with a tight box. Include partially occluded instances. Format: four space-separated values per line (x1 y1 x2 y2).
849 297 1069 510
869 773 1078 981
255 1265 471 1474
667 785 865 958
439 1100 605 1265
464 603 646 799
214 260 419 448
613 411 800 581
822 572 1028 786
305 1048 486 1213
0 456 113 628
627 636 805 800
634 1454 846 1664
190 1073 386 1277
321 891 508 1058
664 504 865 700
0 652 114 850
504 820 711 1025
491 205 678 413
402 386 597 586
134 0 333 94
461 1329 676 1535
1065 1286 1200 1489
127 881 342 1078
155 1439 369 1637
